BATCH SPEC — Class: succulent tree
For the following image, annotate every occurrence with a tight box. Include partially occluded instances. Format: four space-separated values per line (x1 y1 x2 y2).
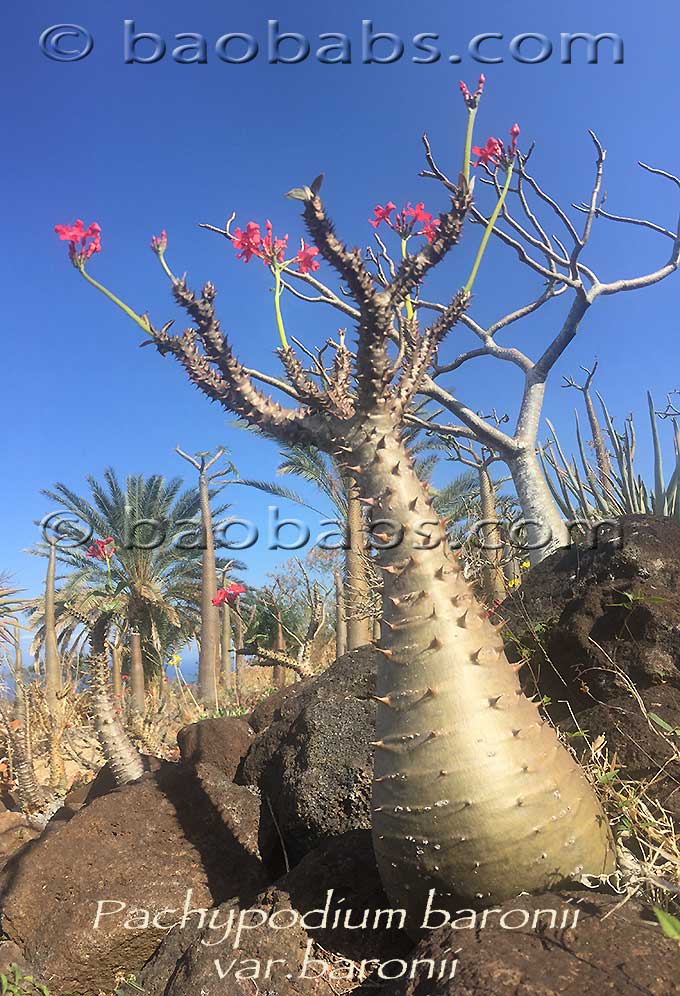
229 102 678 562
56 89 616 922
239 562 327 680
66 604 144 785
562 361 612 488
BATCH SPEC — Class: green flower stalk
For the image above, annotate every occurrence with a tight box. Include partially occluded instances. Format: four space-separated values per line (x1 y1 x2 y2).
465 125 521 293
459 75 486 186
231 219 321 348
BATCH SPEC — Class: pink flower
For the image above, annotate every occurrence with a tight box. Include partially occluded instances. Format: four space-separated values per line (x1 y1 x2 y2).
404 202 431 224
296 241 320 274
55 220 101 268
233 221 263 263
86 537 115 561
369 202 396 229
150 230 168 254
370 201 440 242
212 582 246 607
261 220 288 265
509 123 520 157
418 217 441 244
471 137 504 167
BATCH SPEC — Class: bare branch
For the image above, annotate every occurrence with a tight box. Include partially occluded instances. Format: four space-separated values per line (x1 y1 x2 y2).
638 161 680 192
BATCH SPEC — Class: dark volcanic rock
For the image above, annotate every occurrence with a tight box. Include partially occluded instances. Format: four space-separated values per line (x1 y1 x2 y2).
0 763 270 996
238 646 379 865
177 716 254 781
84 753 162 804
139 830 411 996
248 680 309 734
561 683 680 821
382 889 680 995
500 515 680 713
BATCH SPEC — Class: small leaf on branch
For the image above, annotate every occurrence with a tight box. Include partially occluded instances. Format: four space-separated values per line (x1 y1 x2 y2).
286 186 313 202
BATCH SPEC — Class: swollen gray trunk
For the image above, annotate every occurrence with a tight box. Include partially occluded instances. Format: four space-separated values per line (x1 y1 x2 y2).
356 423 614 929
507 447 571 565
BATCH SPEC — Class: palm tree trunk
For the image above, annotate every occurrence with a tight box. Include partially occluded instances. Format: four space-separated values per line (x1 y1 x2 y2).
197 471 219 709
44 542 62 715
129 630 146 714
350 424 614 927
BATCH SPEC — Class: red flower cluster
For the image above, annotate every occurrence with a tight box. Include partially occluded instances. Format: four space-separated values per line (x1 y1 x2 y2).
459 74 486 109
232 220 320 273
369 201 440 244
54 220 101 267
86 537 115 561
150 230 168 254
472 124 520 169
212 582 246 606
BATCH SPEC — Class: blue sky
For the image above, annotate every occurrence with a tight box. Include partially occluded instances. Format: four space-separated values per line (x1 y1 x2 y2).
3 0 679 608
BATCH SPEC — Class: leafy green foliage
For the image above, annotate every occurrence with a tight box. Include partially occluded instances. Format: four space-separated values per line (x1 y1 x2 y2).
654 908 680 943
0 965 52 996
0 575 24 646
31 469 233 675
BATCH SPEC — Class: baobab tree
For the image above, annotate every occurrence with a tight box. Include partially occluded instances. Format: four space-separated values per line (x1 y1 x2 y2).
56 82 619 921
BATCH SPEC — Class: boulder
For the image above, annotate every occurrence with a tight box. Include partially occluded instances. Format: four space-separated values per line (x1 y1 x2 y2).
248 680 309 734
238 646 378 864
381 889 680 995
177 716 254 780
139 830 411 996
500 516 680 712
84 753 162 804
0 763 271 996
561 682 680 821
